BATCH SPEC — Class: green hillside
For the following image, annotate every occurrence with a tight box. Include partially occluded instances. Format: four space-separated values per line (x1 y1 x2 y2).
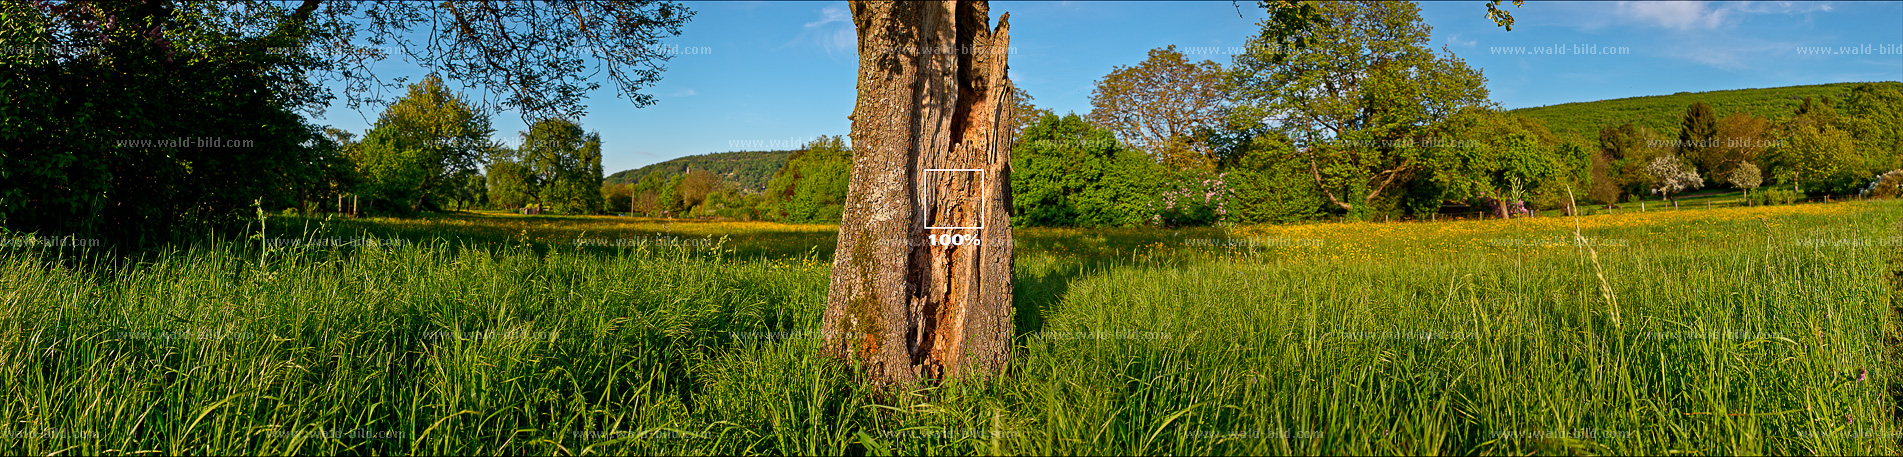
1507 82 1897 141
605 149 795 193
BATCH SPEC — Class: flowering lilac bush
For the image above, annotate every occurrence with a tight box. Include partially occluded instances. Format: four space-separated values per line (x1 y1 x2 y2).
1148 172 1231 227
1473 196 1532 218
1863 169 1903 198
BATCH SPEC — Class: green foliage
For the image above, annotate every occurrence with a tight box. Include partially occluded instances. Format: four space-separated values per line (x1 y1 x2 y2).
1752 85 1903 196
1749 187 1802 205
465 172 489 209
629 172 667 216
1587 123 1650 205
760 136 850 223
693 190 763 221
1840 83 1903 177
1080 149 1171 227
0 0 342 247
1536 141 1595 212
517 118 606 214
358 74 496 215
1677 101 1719 174
357 129 435 213
1485 0 1525 30
1010 114 1164 227
659 174 685 216
1229 0 1491 215
1424 110 1571 212
1214 128 1325 223
485 158 533 210
312 128 367 211
1770 116 1858 194
602 182 635 213
1596 123 1646 162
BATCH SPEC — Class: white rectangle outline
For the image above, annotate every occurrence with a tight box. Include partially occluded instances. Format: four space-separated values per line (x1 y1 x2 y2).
922 168 985 229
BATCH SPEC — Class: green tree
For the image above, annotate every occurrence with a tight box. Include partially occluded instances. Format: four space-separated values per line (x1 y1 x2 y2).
1588 124 1645 205
629 172 666 216
517 118 605 214
1597 123 1643 162
358 74 495 214
1796 96 1831 118
658 174 684 217
1229 0 1491 217
447 170 486 210
1208 124 1325 223
1770 96 1865 194
0 1 341 245
485 158 533 210
1426 110 1570 217
1010 114 1164 227
677 169 721 213
1773 122 1857 194
603 183 634 213
1678 101 1719 175
761 136 851 223
1840 83 1903 175
316 128 367 212
1248 0 1521 65
1599 124 1673 201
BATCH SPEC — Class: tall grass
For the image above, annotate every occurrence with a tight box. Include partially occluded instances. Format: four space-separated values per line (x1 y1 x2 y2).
2 201 1898 455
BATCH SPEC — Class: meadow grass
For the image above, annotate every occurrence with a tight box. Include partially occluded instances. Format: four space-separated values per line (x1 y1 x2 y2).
2 201 1898 455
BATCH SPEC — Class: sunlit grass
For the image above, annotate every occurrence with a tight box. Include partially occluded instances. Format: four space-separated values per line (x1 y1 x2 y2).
2 201 1897 455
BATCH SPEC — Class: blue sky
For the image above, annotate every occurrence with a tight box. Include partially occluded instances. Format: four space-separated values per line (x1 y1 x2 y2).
311 1 1903 176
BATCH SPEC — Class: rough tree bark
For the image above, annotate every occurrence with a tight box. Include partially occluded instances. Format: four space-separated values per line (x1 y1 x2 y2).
821 0 1016 386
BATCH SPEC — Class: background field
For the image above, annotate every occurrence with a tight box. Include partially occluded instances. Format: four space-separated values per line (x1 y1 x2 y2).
2 201 1899 455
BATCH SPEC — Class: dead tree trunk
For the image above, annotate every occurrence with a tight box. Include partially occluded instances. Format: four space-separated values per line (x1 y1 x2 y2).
822 0 1016 385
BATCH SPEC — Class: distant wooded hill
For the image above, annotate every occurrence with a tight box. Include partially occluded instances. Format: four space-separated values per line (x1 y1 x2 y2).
604 150 795 193
1507 82 1894 140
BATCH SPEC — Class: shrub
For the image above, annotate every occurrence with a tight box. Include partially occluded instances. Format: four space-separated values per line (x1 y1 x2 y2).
1752 187 1801 206
1472 196 1532 218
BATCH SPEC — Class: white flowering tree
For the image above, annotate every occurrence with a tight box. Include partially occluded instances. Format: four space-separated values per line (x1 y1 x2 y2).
1728 162 1762 203
1647 154 1703 205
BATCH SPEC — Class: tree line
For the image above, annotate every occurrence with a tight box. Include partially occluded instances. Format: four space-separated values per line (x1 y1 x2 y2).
599 1 1900 227
1007 1 1901 226
7 0 1895 244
